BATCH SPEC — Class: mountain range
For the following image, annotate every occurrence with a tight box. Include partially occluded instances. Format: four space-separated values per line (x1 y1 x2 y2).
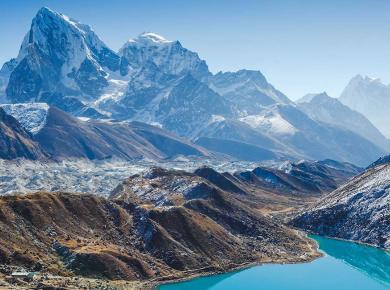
0 6 389 290
0 7 388 166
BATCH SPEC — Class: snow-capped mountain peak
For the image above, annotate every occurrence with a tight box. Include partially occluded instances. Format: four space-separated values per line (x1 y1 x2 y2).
22 6 116 70
349 74 383 86
18 6 89 61
6 7 121 107
342 74 389 97
340 74 390 138
297 91 390 151
123 32 172 46
119 32 210 79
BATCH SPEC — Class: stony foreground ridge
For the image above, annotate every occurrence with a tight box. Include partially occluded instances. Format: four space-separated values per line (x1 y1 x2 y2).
0 167 320 288
291 157 390 249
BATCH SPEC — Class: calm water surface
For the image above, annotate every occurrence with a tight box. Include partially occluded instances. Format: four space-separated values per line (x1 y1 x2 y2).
159 235 390 290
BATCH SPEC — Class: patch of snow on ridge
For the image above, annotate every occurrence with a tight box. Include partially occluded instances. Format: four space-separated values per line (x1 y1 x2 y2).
0 103 49 134
210 115 225 123
240 112 297 135
94 78 128 107
127 32 172 45
120 32 172 55
139 32 172 43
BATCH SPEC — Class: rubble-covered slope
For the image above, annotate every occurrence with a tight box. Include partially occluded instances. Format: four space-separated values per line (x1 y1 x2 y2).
291 158 390 249
0 168 319 284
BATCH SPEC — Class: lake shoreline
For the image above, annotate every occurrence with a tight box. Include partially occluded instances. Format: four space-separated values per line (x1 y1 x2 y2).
154 234 390 290
301 229 390 252
151 231 322 289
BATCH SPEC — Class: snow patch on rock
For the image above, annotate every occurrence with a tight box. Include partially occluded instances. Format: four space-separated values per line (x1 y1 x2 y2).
0 103 49 134
240 111 297 135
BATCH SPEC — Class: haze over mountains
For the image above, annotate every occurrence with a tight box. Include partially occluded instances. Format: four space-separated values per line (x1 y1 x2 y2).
340 75 390 138
0 7 388 167
297 92 389 151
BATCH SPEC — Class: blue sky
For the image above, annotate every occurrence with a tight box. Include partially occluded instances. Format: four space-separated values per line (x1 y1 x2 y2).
1 0 389 100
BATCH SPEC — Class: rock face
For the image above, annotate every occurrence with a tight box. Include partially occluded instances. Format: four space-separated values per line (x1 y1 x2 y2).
155 74 233 137
291 156 390 249
0 59 17 101
298 92 389 151
0 168 318 282
209 69 292 115
119 32 210 80
0 108 45 160
4 7 119 117
339 75 390 138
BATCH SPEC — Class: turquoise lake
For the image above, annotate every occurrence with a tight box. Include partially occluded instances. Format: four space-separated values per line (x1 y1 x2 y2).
158 235 390 290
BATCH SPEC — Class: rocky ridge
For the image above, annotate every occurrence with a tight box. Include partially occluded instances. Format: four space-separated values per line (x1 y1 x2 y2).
291 156 390 249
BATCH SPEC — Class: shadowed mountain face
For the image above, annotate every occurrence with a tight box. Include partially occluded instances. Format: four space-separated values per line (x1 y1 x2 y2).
195 137 279 161
0 103 209 161
291 156 390 249
0 108 45 160
0 167 318 282
0 8 387 166
235 159 362 197
367 154 390 169
34 106 208 160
